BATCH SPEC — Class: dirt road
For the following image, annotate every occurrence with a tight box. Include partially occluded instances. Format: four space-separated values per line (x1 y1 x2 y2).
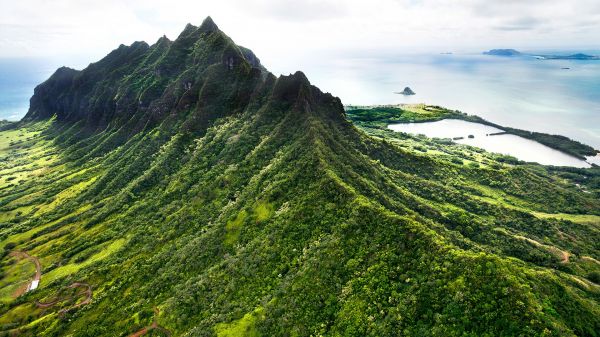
9 251 41 297
35 282 92 315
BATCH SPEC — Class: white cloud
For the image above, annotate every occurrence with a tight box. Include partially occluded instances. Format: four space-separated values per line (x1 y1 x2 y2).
0 0 598 73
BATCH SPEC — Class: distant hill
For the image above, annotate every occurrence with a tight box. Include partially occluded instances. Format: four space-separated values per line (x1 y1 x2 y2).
483 49 522 56
395 87 415 95
538 53 600 60
483 49 600 60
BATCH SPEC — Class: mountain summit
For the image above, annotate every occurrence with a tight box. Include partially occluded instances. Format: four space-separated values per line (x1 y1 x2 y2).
199 15 219 32
1 17 599 337
24 17 343 137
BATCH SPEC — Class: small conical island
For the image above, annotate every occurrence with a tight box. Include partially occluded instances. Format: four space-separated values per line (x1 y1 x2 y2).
395 87 416 95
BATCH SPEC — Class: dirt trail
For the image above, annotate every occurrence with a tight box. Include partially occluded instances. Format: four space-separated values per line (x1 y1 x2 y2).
35 282 92 315
581 256 600 266
129 307 171 337
9 251 42 297
35 298 60 308
61 282 92 313
129 327 149 337
514 235 570 263
561 251 570 264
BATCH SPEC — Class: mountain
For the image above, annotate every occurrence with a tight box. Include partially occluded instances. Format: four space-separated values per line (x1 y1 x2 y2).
1 17 599 336
483 49 522 56
483 49 600 60
395 87 415 95
539 53 600 60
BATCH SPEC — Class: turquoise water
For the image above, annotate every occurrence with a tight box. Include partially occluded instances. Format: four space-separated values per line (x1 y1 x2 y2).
307 53 600 149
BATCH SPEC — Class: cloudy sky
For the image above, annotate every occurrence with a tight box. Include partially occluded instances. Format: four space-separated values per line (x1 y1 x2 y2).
1 0 599 74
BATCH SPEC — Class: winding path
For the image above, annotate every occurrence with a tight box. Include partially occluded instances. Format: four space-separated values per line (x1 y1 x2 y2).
9 251 41 297
35 282 92 315
514 235 571 263
7 251 164 334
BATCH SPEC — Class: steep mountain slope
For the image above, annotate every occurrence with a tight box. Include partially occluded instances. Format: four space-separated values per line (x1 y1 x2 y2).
1 17 599 337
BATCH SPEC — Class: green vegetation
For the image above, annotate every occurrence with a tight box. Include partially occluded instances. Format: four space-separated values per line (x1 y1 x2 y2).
42 238 127 284
225 210 248 246
0 255 36 303
345 104 454 125
347 105 599 159
0 17 599 337
215 307 264 337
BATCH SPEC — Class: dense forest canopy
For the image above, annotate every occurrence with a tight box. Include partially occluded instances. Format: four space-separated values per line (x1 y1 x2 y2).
0 17 599 337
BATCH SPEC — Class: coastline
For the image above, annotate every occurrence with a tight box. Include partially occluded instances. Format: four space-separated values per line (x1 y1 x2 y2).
345 104 599 163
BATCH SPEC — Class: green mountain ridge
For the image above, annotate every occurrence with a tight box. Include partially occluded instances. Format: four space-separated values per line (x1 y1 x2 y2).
1 17 599 336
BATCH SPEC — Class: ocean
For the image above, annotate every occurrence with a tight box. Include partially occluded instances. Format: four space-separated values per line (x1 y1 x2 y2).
305 52 600 149
0 59 59 121
2 52 600 149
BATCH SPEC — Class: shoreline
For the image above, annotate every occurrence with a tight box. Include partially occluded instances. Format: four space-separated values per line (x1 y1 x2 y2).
345 103 599 163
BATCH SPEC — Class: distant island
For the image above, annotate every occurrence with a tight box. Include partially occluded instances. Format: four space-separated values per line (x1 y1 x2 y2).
537 53 600 60
483 49 522 56
395 87 415 95
483 49 600 60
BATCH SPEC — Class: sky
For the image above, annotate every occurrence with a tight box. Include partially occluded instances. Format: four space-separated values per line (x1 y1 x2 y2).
1 0 600 75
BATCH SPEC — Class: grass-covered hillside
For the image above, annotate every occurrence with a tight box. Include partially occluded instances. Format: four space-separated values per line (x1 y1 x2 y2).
0 18 599 337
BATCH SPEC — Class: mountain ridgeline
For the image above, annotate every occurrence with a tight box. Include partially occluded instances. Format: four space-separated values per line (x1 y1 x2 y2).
1 17 599 336
24 16 344 135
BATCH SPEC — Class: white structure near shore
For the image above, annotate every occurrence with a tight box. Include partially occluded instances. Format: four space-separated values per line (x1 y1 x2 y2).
28 280 39 291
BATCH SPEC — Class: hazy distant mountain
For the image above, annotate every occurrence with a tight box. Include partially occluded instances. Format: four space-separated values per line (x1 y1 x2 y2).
537 53 600 60
483 49 522 56
484 49 600 60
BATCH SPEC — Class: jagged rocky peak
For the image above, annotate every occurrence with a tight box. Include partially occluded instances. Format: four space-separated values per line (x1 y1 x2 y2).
115 41 150 52
23 16 345 130
178 23 199 39
177 17 220 38
272 70 345 120
54 66 79 76
173 17 221 48
156 35 171 44
273 71 311 100
288 70 310 85
199 16 219 33
238 46 262 69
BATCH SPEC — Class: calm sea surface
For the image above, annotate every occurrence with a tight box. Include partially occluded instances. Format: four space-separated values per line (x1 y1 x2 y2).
306 53 600 150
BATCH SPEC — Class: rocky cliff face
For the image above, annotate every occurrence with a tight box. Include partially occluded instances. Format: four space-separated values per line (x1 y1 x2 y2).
24 16 343 135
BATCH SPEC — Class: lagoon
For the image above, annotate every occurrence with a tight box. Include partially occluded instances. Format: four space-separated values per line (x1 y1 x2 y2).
388 119 592 168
